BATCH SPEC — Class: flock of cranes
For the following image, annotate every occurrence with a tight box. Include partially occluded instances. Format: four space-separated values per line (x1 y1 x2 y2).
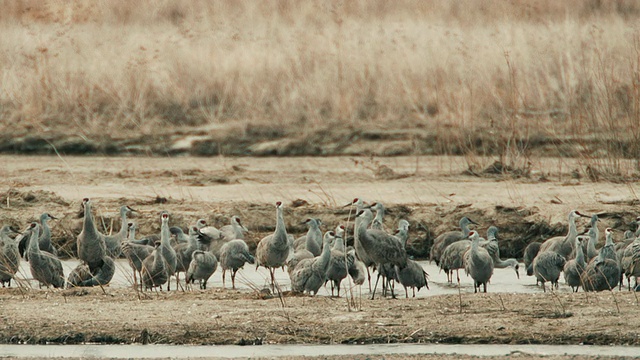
1 196 639 298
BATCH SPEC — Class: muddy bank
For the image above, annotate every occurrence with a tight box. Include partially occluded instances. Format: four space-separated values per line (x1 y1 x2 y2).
2 187 638 261
0 125 635 161
0 288 638 346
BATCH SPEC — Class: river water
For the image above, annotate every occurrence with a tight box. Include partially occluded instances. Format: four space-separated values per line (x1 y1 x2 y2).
13 257 557 297
1 343 639 358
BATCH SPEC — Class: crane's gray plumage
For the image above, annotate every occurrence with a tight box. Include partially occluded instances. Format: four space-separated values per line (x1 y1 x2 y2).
347 249 367 286
348 198 374 291
141 243 168 290
325 234 354 297
67 256 115 287
293 218 322 256
158 212 177 290
430 217 477 266
77 198 107 273
533 251 566 292
122 240 154 290
481 226 520 279
170 226 190 245
173 226 204 287
256 201 290 289
20 213 58 261
219 239 255 289
581 228 620 292
369 202 386 230
220 216 248 241
0 226 20 287
26 223 64 288
104 205 135 259
582 215 599 262
355 209 407 299
524 241 541 276
186 249 218 289
440 240 471 283
290 231 334 295
539 210 588 259
464 231 494 293
564 236 587 292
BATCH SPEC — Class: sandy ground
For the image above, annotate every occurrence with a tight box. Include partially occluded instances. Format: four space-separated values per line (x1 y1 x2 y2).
1 155 640 353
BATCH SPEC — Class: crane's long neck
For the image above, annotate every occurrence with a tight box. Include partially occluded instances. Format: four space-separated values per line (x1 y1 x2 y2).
83 203 99 237
128 226 136 241
374 208 384 226
316 237 332 270
462 222 471 237
397 229 409 249
118 207 128 237
332 237 345 252
355 214 372 248
160 219 170 248
564 215 578 246
27 226 40 255
40 218 50 241
274 207 287 245
232 220 243 238
587 228 597 255
575 242 586 267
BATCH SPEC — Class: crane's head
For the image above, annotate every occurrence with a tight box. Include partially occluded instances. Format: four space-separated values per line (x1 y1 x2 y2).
276 201 282 207
196 219 207 228
161 212 169 220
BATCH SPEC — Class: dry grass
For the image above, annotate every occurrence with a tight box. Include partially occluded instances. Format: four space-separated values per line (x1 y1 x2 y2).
1 1 639 167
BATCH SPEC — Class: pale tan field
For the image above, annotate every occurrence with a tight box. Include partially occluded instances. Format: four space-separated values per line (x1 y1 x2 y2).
1 1 639 162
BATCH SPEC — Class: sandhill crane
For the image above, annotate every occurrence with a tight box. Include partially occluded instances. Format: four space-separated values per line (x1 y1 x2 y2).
197 219 224 241
19 213 57 260
25 223 65 288
67 256 115 288
524 241 541 277
141 213 173 291
539 210 589 259
325 234 354 297
122 240 154 290
369 202 386 230
158 212 177 291
355 209 407 299
621 231 640 290
0 226 20 287
290 231 334 295
141 242 168 291
104 205 136 258
170 226 190 245
430 217 478 266
220 216 248 241
583 215 599 262
256 201 290 290
481 226 520 279
126 222 156 246
463 231 494 293
440 239 471 284
219 239 255 289
346 248 367 287
564 235 587 292
174 226 204 289
581 228 620 292
533 251 566 292
77 198 107 273
293 218 322 256
186 249 218 290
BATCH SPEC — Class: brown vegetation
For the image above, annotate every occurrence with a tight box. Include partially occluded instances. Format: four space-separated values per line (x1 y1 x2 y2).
1 1 639 170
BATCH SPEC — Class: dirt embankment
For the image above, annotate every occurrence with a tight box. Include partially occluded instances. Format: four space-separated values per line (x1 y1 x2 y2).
1 287 639 346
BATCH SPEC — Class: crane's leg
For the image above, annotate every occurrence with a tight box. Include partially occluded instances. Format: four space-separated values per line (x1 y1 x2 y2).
371 273 382 300
367 267 372 292
456 269 460 284
231 269 238 290
222 269 226 289
270 268 276 291
336 280 341 297
483 282 487 293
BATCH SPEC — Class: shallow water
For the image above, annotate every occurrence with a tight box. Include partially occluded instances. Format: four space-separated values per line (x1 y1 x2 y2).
1 343 639 358
14 258 560 297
